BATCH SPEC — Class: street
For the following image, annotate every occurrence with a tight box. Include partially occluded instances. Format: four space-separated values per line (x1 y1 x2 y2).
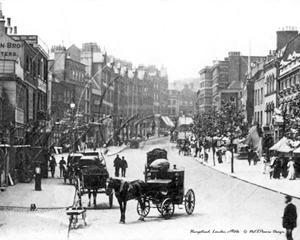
0 137 299 240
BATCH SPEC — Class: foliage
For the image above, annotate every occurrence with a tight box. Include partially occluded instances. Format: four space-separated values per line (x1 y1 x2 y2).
283 92 300 142
37 110 51 121
191 105 219 141
57 108 87 147
218 98 249 144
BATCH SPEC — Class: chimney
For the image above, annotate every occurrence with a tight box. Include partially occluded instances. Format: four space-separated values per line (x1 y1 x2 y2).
13 26 17 34
0 3 5 37
276 27 298 50
7 17 10 27
0 3 3 19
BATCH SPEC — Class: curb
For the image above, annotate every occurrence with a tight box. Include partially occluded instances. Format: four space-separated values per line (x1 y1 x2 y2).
194 157 300 201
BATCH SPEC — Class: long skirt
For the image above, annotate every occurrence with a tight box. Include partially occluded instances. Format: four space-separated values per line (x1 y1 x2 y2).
35 174 42 191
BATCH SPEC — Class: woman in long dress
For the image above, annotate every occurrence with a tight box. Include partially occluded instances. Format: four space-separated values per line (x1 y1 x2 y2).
287 159 296 180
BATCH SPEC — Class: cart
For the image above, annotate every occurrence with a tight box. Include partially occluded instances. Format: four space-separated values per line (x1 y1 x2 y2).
138 148 195 219
73 154 113 209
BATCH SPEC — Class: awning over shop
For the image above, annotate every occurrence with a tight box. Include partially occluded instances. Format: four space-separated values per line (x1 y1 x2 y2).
269 137 300 153
178 117 193 126
270 137 288 151
293 146 300 153
161 116 175 128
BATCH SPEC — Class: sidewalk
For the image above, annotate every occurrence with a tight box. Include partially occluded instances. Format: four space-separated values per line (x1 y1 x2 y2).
0 178 75 208
198 150 300 200
0 143 129 209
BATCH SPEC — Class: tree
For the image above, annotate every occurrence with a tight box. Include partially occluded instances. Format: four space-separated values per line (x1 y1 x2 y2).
218 98 249 173
57 108 87 151
191 104 219 166
283 92 300 142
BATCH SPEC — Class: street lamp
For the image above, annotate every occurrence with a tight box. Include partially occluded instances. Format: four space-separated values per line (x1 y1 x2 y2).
70 103 76 152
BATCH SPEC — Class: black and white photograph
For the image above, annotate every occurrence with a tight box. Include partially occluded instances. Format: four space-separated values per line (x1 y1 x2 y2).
0 0 300 239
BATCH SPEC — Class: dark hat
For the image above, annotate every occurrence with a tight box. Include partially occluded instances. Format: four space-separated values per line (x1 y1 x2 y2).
285 195 292 202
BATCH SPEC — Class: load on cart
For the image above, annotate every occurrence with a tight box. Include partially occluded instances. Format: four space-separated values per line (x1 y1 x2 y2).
138 148 195 219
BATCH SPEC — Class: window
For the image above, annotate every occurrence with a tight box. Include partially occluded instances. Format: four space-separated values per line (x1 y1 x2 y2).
33 61 36 77
26 56 29 72
38 60 41 76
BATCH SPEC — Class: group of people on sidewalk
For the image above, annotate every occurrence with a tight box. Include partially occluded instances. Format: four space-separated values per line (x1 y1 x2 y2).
216 145 232 164
113 155 128 177
264 151 298 181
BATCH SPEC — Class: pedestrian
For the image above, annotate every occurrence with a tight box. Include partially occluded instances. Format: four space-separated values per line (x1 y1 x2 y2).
34 162 42 191
113 154 121 177
49 155 57 178
271 153 281 179
283 195 297 240
287 158 296 180
261 153 267 174
190 137 197 157
204 150 208 165
59 156 66 178
216 147 223 164
120 156 128 177
248 148 253 166
225 148 232 164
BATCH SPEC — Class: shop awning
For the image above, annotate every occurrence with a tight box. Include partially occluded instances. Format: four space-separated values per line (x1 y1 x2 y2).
161 116 174 128
270 137 300 153
178 117 193 126
293 146 300 153
270 137 288 151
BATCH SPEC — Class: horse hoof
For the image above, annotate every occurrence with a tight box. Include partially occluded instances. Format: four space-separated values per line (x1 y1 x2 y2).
88 203 91 207
119 220 125 224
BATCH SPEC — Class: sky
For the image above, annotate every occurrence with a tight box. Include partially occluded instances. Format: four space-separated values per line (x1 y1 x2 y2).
2 0 300 81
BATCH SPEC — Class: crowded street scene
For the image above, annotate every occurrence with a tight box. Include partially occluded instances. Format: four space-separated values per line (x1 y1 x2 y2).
1 0 300 240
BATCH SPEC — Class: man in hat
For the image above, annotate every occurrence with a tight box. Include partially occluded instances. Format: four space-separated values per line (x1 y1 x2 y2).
113 154 121 177
59 156 66 178
283 195 297 240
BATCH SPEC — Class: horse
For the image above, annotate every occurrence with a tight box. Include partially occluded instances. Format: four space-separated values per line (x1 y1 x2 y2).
105 177 149 224
83 162 106 207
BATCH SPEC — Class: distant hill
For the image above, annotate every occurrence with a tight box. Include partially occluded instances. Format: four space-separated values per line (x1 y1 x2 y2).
169 78 199 92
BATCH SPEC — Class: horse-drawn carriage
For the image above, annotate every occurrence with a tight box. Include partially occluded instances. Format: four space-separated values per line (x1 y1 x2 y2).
73 153 113 208
138 148 196 219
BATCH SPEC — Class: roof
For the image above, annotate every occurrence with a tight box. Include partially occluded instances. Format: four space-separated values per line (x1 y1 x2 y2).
178 117 193 126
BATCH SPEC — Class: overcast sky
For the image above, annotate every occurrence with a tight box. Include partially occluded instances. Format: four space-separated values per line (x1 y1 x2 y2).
2 0 300 81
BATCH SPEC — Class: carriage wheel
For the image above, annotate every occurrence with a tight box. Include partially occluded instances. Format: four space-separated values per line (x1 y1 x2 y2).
137 200 150 217
184 189 195 215
161 198 174 219
109 193 113 209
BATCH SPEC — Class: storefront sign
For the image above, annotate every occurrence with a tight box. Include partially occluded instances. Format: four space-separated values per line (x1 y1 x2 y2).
11 35 38 45
0 39 23 59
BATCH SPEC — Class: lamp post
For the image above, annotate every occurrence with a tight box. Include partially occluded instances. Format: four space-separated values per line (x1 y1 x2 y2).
70 102 76 153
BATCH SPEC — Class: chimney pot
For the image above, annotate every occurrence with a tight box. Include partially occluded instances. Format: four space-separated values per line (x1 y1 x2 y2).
14 26 17 34
7 17 10 27
5 27 7 34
